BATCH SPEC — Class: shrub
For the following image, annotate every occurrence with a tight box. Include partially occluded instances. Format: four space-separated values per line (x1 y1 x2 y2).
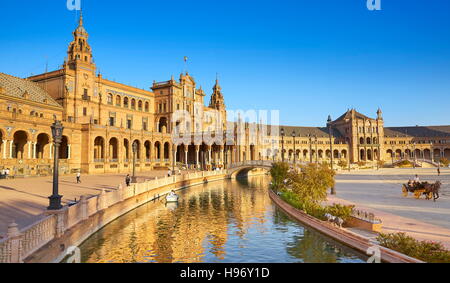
325 203 355 221
337 160 348 168
397 160 413 167
357 161 366 167
377 233 450 263
440 158 450 167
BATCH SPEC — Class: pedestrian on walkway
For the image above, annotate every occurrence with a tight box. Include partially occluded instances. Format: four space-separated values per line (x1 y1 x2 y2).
168 169 172 177
125 174 131 187
438 167 441 176
76 172 81 183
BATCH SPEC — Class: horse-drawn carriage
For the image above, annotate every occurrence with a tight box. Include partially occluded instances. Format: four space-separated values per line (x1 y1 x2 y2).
402 181 441 201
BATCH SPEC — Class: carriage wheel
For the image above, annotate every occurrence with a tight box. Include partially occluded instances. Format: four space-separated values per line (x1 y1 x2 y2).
414 191 421 199
402 186 408 197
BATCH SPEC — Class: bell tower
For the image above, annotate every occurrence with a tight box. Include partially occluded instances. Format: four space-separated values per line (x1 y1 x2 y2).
65 11 96 71
209 78 227 130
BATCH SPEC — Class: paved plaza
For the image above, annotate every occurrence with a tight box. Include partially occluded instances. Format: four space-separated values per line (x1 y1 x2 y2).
330 167 450 248
0 170 190 236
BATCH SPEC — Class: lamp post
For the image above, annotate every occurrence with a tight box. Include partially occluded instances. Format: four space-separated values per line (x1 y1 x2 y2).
292 130 296 166
327 116 336 195
391 145 394 165
281 128 285 162
413 142 416 169
172 145 176 173
48 120 64 210
131 141 137 183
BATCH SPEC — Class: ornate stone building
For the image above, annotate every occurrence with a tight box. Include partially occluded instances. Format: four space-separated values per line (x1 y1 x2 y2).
1 14 449 177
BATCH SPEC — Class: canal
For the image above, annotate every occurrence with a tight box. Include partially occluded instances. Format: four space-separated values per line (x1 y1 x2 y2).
79 175 367 263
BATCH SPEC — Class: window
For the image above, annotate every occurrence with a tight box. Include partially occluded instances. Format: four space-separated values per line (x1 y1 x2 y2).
83 89 89 100
124 97 129 108
116 96 121 106
107 94 113 105
83 107 87 116
145 102 149 112
131 99 136 110
109 117 115 127
127 119 132 129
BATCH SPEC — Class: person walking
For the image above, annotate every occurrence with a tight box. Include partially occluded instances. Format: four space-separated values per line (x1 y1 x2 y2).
125 174 131 187
168 169 172 177
76 172 81 183
437 167 441 176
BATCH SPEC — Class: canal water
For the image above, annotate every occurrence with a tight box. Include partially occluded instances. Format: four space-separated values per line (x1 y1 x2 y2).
79 176 367 263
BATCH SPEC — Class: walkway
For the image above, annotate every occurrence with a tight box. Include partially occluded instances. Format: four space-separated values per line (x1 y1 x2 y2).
0 170 193 236
327 167 450 249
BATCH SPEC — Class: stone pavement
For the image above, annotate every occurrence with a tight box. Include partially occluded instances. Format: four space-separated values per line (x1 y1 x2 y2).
327 167 450 249
0 169 193 236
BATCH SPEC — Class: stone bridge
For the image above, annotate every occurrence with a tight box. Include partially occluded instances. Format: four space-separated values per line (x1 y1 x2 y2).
226 161 273 178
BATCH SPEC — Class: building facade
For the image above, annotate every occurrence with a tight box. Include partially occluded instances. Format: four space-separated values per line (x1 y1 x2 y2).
1 14 449 177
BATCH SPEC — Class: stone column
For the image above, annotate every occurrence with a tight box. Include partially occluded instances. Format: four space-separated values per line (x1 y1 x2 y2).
208 147 212 165
49 144 53 159
195 145 199 168
2 140 7 159
68 144 71 160
33 142 37 159
184 150 188 167
9 140 13 159
220 146 224 165
27 141 32 159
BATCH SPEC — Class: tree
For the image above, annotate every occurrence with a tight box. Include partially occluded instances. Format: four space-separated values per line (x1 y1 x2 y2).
288 163 335 213
269 162 290 191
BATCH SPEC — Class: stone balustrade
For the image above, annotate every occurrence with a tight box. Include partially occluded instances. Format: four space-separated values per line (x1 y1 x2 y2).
0 169 227 263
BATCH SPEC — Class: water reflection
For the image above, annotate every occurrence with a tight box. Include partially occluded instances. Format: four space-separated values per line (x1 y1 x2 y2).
80 176 365 263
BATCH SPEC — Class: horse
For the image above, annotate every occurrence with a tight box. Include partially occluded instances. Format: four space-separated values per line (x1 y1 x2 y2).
424 181 441 202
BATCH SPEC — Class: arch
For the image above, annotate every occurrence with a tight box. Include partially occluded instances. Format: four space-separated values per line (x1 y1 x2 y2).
424 149 431 160
367 149 372 161
59 136 69 159
144 141 151 161
325 149 331 159
414 149 422 159
0 130 3 158
133 140 141 160
158 117 168 133
387 149 394 158
433 148 441 160
333 149 339 159
373 137 378 144
341 149 347 159
123 97 129 108
154 141 161 160
395 149 402 159
94 137 105 161
107 93 113 105
116 95 122 107
318 149 323 159
366 137 371 145
109 138 119 160
405 149 411 159
123 139 130 161
131 99 136 110
13 130 28 159
36 133 50 159
360 149 365 161
164 142 170 160
303 149 308 159
359 137 364 145
145 102 149 112
444 148 450 159
138 100 143 111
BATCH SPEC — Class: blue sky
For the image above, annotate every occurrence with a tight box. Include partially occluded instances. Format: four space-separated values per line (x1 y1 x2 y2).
0 0 449 127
